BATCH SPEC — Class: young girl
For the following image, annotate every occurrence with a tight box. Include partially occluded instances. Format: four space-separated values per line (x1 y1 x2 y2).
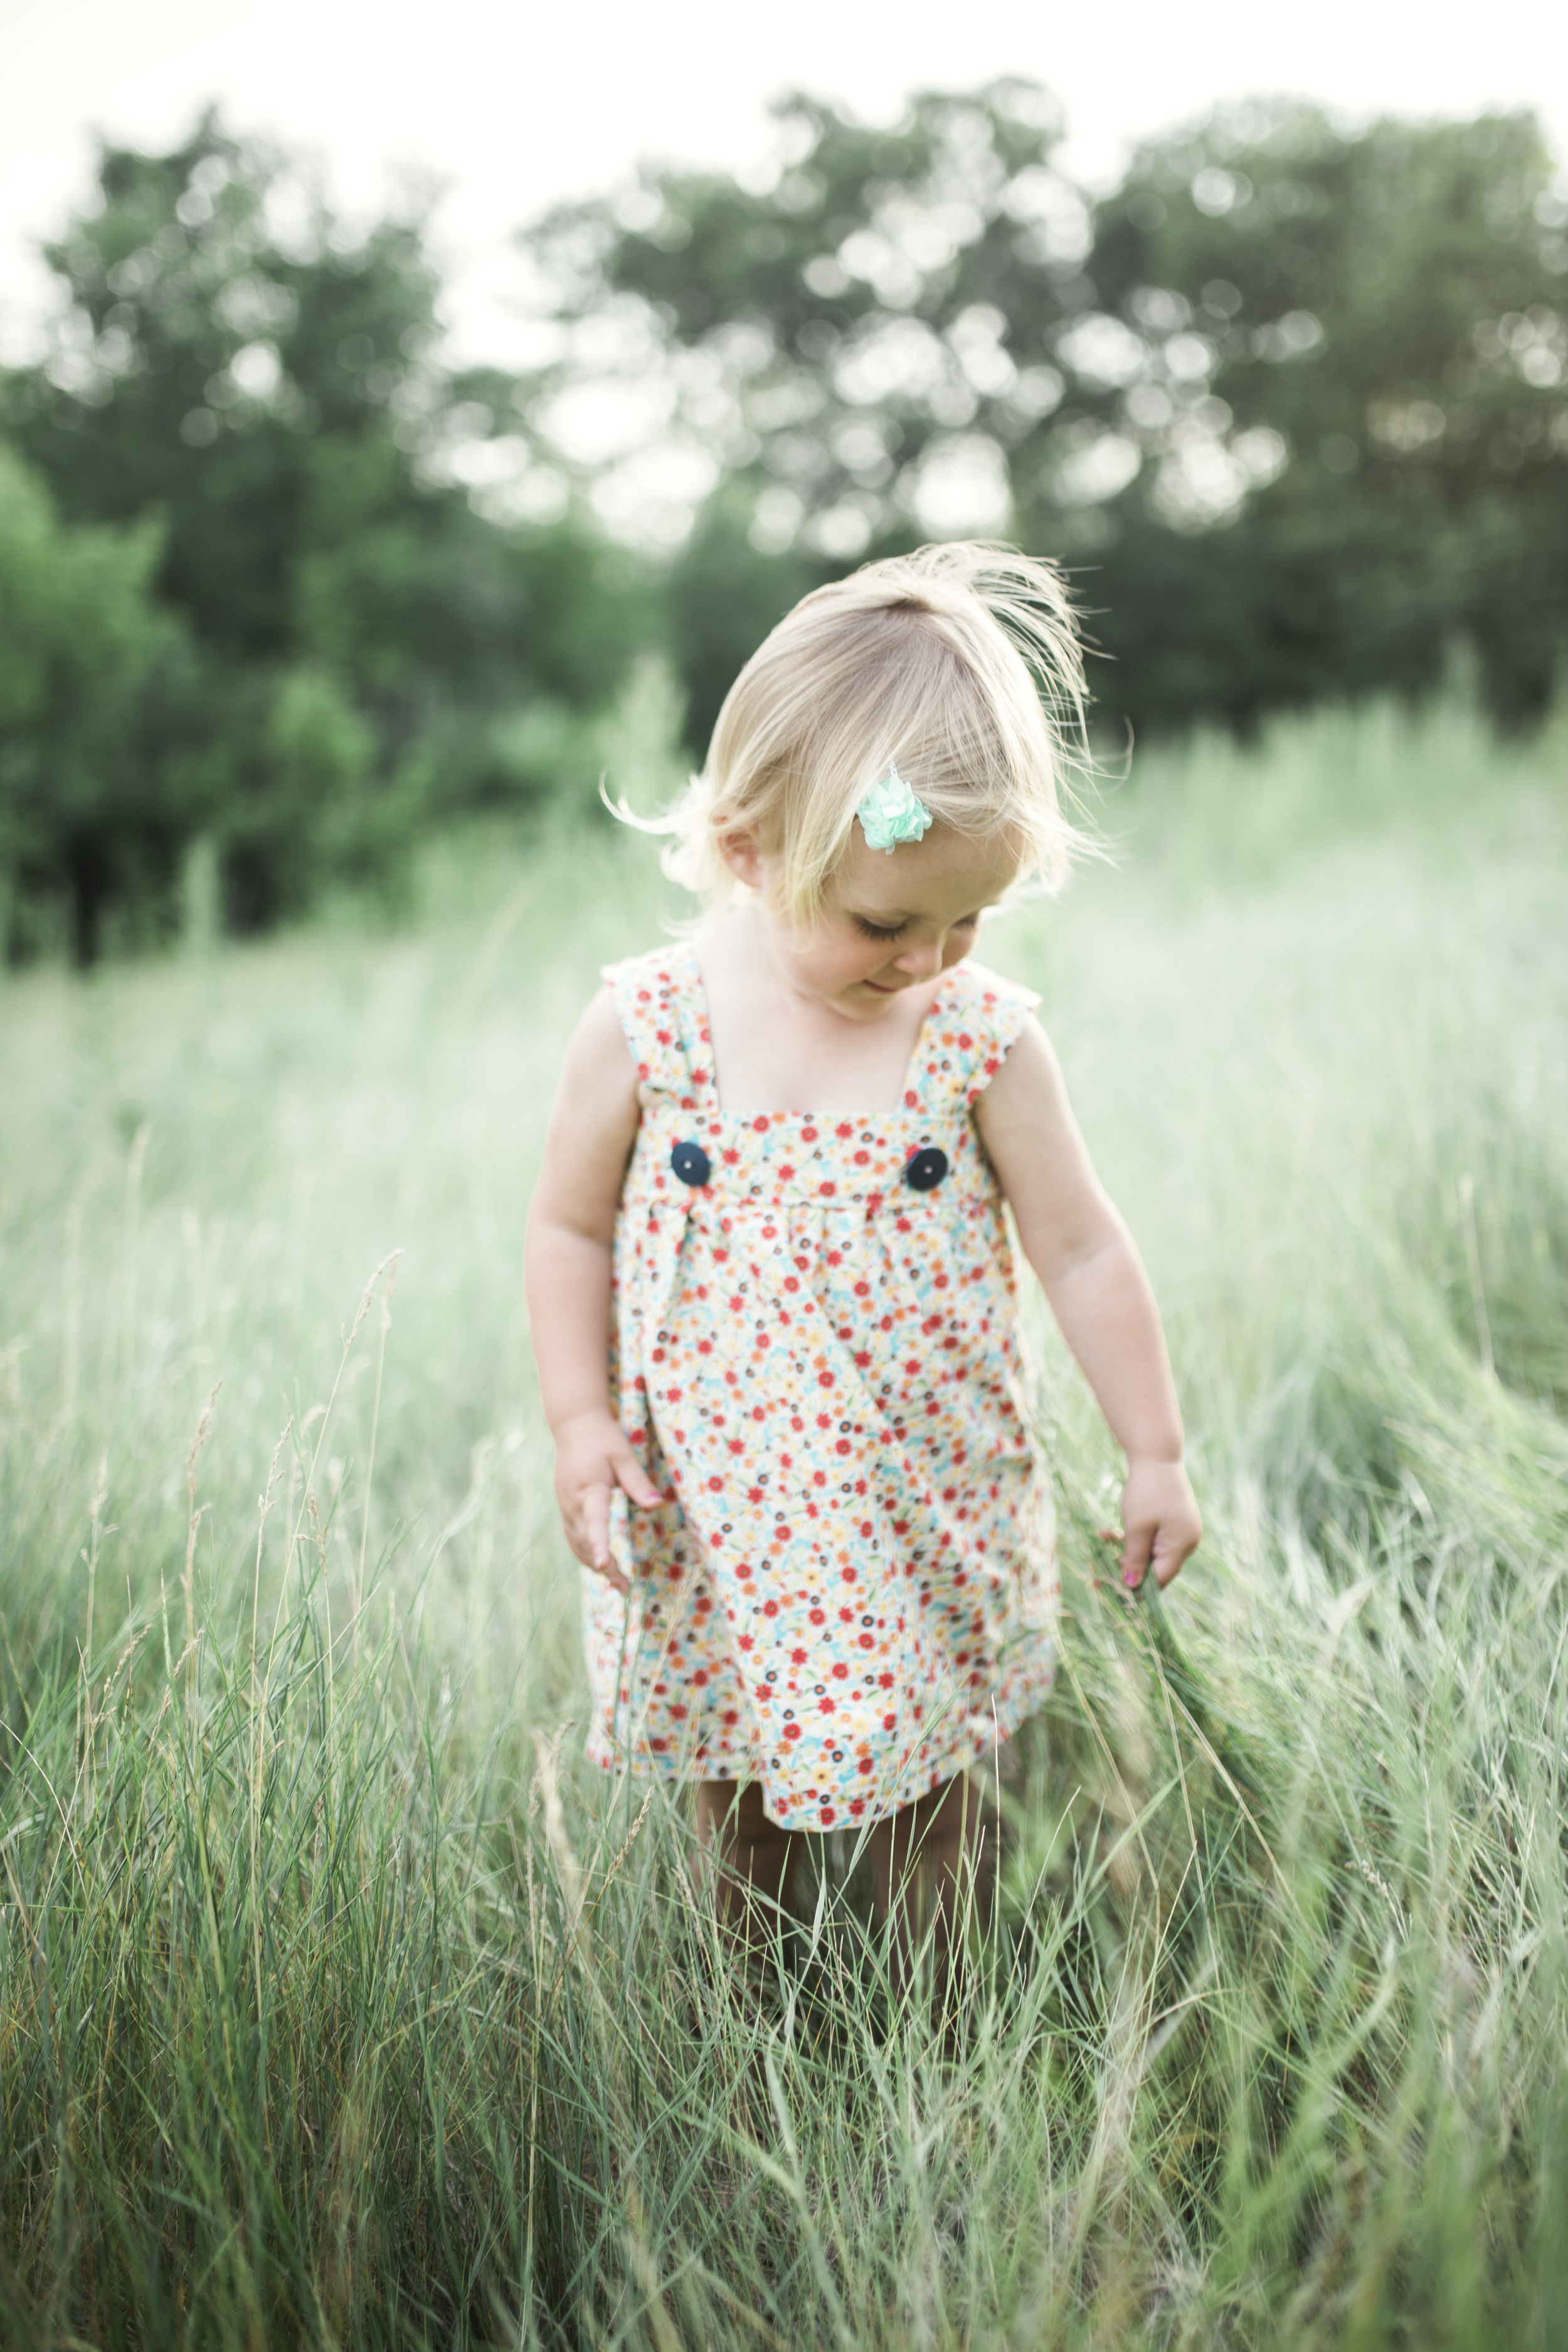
526 544 1200 1956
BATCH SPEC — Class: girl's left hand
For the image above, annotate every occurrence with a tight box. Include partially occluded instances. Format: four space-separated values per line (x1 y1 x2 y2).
1118 1458 1202 1590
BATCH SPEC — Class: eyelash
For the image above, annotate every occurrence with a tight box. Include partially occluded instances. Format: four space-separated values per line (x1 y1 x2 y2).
852 913 980 943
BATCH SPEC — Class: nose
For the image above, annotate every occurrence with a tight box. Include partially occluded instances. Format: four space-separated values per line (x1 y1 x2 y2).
893 934 943 978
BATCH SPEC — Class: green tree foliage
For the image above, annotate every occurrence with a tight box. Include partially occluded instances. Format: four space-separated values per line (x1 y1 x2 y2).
2 113 654 953
6 94 1564 960
529 83 1086 531
519 88 1568 740
662 492 835 761
1089 106 1568 728
522 83 1088 744
0 447 196 961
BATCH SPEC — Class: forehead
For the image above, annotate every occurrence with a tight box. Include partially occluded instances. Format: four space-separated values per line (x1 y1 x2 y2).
831 822 1021 917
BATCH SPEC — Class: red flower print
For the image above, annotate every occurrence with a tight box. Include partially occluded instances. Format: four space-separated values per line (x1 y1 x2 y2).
586 944 1054 1824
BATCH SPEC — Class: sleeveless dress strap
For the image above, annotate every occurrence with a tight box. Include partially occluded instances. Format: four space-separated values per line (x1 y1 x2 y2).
906 958 1041 1115
601 945 715 1109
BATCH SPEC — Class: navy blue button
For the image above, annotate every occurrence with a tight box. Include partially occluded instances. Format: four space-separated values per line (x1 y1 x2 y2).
903 1147 948 1192
670 1140 711 1187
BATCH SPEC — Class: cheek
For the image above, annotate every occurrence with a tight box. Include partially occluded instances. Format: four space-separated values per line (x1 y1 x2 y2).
806 926 886 978
827 943 886 987
783 932 874 989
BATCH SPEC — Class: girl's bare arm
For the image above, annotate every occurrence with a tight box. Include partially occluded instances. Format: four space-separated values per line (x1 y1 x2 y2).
525 989 662 1587
975 1017 1201 1589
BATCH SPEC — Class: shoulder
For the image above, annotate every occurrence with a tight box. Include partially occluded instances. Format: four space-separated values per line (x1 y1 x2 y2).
943 956 1041 1022
601 942 697 1022
563 987 640 1091
933 956 1044 1108
600 942 706 1093
607 945 696 1039
532 988 642 1228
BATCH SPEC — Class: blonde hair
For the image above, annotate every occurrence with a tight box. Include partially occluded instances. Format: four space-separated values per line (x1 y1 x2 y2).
615 542 1091 924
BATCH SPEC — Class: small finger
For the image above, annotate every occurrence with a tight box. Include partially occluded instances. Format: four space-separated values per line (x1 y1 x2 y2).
1120 1523 1155 1592
578 1490 630 1594
617 1453 663 1510
583 1483 612 1569
1153 1529 1196 1588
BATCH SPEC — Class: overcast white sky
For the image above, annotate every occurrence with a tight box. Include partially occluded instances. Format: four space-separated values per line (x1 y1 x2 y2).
3 0 1565 366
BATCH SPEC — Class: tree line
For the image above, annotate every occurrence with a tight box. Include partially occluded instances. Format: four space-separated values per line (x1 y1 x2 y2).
2 90 1564 959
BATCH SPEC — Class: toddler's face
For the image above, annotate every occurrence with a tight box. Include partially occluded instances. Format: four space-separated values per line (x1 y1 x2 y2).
754 823 1021 1022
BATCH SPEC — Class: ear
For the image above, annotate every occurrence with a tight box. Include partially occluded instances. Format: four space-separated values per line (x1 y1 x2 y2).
714 822 766 892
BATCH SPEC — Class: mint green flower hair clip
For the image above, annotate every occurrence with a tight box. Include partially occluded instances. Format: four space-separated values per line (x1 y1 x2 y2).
857 763 933 854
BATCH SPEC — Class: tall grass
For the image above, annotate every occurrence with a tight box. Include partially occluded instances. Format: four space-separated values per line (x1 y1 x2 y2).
1 697 1565 2346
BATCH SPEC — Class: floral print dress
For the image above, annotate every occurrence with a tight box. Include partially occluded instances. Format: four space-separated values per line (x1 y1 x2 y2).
582 942 1059 1829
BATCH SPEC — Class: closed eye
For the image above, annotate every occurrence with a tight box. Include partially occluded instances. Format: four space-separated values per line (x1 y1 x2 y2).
853 915 906 941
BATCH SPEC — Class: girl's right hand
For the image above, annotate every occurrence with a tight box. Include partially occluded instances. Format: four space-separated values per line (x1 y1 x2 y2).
552 1409 663 1592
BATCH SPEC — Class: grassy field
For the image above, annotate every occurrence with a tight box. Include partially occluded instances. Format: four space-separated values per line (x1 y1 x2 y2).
1 696 1567 2348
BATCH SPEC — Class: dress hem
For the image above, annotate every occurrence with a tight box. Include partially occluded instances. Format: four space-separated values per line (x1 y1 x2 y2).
581 1651 1056 1830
